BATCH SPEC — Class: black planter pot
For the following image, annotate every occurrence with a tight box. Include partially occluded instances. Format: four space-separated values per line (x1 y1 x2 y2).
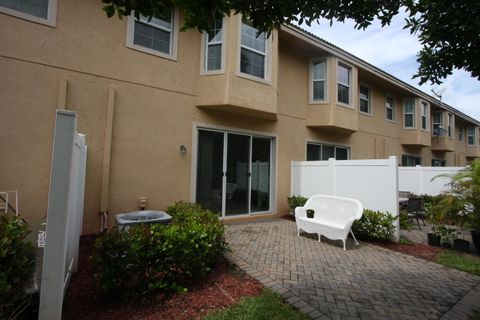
427 233 441 247
453 239 470 253
442 242 452 249
471 230 480 252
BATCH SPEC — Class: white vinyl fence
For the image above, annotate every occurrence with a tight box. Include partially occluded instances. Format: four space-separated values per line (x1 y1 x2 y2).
39 110 87 320
398 166 463 196
291 156 399 240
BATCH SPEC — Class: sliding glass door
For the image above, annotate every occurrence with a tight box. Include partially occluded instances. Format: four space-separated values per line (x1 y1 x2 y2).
251 137 271 212
196 130 224 213
196 129 273 217
225 133 250 216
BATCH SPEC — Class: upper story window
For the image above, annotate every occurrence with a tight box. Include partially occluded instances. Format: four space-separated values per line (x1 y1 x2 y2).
203 19 224 72
447 113 454 138
337 63 351 105
403 99 415 128
421 101 429 130
385 96 395 121
240 20 267 79
402 154 421 167
306 142 350 161
0 0 57 26
127 9 178 60
459 127 464 141
432 110 443 134
432 159 446 167
359 85 371 114
467 127 476 145
311 59 326 102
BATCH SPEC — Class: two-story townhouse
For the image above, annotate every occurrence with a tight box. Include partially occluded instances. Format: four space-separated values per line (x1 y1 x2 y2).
1 0 479 234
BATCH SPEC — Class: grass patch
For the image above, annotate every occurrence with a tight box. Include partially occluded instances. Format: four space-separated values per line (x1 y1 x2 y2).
204 288 310 320
436 251 480 276
399 237 412 245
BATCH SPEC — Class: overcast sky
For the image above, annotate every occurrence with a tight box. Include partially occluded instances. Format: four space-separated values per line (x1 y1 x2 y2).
300 11 480 120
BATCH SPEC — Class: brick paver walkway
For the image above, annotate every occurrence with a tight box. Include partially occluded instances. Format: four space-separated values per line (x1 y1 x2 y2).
225 219 480 320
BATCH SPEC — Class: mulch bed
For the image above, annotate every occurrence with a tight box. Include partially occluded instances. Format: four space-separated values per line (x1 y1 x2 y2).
372 241 444 262
63 235 263 320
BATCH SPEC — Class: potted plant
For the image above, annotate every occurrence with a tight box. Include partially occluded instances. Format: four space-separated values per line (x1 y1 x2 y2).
453 231 470 253
425 207 441 247
427 226 441 247
438 226 456 249
432 160 480 252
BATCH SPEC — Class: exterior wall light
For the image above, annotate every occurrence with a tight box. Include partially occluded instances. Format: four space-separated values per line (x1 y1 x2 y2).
180 145 187 154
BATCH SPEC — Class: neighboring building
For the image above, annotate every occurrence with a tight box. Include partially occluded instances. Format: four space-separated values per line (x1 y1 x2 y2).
1 1 479 234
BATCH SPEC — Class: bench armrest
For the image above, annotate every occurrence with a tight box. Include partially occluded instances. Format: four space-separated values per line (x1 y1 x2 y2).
295 207 307 219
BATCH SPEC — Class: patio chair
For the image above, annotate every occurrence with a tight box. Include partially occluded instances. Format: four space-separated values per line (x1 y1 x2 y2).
406 197 426 230
398 191 411 210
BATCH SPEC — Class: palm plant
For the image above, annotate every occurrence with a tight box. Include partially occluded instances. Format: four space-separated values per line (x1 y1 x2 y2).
432 160 480 251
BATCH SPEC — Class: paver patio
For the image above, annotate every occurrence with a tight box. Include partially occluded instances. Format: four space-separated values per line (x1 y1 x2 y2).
225 219 480 320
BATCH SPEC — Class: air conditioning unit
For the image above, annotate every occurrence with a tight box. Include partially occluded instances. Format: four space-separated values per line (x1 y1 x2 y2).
115 210 172 231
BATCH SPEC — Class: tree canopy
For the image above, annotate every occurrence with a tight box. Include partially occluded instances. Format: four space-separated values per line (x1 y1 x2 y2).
101 0 480 85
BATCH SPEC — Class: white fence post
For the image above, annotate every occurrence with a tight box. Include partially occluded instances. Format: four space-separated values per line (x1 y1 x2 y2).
391 156 399 241
329 158 336 195
39 110 87 320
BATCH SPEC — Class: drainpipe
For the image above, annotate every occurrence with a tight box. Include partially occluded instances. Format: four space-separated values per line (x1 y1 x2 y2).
99 87 115 232
57 79 68 109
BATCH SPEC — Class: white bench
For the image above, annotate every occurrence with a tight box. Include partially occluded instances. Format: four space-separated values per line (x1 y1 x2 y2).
295 194 363 250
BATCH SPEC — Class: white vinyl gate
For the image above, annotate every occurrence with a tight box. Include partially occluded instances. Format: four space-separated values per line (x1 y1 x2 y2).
38 110 87 320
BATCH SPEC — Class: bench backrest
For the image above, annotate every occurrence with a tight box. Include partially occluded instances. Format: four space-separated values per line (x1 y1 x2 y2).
304 195 363 221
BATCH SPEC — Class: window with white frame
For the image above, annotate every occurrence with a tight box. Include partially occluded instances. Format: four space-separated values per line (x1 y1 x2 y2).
402 154 421 167
240 20 267 79
432 111 443 135
311 59 326 101
447 113 454 138
458 127 464 141
359 85 371 114
421 101 429 130
385 96 395 121
306 142 350 161
0 0 56 25
467 127 476 145
204 19 223 71
337 63 351 105
128 10 176 58
403 98 415 128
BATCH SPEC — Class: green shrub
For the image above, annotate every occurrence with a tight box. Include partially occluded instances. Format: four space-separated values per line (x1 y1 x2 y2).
93 202 228 295
352 209 396 241
399 210 412 231
0 215 35 319
166 201 219 225
287 195 308 213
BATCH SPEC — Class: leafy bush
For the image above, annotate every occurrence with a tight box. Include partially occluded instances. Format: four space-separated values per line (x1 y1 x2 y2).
0 215 35 319
287 195 307 213
399 210 412 231
93 202 228 295
431 161 480 229
352 209 396 241
166 201 219 225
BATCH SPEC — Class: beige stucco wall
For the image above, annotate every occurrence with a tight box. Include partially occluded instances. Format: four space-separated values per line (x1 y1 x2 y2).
0 0 478 234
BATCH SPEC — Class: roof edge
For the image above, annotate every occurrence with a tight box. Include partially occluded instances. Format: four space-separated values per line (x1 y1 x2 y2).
282 24 480 126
